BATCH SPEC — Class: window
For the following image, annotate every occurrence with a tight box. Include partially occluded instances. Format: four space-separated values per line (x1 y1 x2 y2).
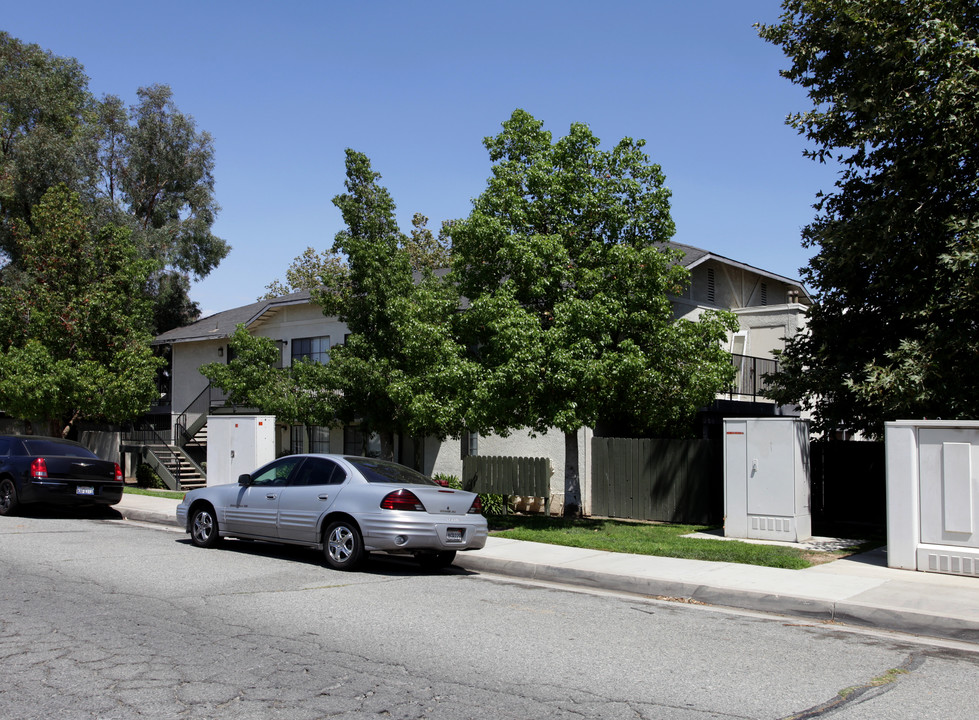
290 426 331 454
461 430 478 458
292 336 330 365
291 457 345 486
345 456 436 485
249 457 303 487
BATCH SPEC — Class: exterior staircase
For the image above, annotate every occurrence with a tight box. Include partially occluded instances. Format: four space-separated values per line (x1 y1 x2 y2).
145 443 206 489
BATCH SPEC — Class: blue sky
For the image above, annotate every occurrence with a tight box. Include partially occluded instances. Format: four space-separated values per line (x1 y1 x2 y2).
6 1 835 317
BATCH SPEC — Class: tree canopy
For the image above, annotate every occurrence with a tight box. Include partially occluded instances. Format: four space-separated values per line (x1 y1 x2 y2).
450 109 738 513
316 150 475 459
0 32 227 332
759 0 979 437
0 186 161 436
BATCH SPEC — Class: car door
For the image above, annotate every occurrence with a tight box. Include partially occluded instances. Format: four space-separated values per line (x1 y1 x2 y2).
276 457 348 543
223 456 303 538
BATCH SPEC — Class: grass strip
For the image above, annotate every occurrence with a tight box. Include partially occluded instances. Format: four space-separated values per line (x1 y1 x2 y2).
123 487 186 501
488 515 812 569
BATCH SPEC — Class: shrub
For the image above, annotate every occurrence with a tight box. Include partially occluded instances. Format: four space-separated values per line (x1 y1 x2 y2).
136 463 167 490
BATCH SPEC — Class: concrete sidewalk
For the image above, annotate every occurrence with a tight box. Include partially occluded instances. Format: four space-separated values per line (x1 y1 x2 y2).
114 492 979 644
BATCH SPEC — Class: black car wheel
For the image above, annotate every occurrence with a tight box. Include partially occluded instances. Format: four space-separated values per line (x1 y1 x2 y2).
0 479 18 516
324 520 364 570
190 505 221 548
416 550 457 570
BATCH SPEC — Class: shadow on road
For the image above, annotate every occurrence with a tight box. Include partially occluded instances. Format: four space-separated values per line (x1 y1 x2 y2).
173 535 475 577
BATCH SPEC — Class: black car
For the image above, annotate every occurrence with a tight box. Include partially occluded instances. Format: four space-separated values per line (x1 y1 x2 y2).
0 435 123 515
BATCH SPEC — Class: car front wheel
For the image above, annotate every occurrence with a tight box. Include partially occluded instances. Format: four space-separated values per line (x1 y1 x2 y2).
0 479 18 516
190 506 221 548
324 520 364 570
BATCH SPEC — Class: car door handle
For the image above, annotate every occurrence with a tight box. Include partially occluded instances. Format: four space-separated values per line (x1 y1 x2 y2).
266 494 277 500
318 494 329 501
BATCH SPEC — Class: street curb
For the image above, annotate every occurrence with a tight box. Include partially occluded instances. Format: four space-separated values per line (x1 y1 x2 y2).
454 554 979 643
116 506 181 528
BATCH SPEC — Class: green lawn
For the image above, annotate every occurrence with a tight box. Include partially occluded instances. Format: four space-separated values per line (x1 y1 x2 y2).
487 515 875 570
123 487 185 501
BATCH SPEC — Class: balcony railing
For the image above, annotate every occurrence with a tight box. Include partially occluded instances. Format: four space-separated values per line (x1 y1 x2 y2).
727 353 779 401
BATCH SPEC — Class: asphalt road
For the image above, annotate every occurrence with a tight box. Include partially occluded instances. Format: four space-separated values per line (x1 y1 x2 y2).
2 509 978 719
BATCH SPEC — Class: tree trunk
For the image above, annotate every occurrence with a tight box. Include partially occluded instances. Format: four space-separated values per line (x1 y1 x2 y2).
563 430 582 518
379 431 395 461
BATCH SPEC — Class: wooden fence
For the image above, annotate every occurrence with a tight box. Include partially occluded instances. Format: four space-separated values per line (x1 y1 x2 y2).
591 437 721 524
462 455 552 513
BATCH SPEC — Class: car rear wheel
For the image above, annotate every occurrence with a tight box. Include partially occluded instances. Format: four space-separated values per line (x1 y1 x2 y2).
190 506 221 548
416 550 457 570
0 479 18 516
324 520 364 570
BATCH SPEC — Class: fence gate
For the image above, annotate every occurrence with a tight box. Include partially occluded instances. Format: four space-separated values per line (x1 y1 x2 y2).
591 437 720 524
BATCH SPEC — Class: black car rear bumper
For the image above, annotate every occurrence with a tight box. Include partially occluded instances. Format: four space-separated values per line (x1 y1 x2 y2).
20 479 124 506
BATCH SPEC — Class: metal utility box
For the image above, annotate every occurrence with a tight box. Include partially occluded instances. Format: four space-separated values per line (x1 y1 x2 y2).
206 415 276 486
724 418 812 542
886 420 979 575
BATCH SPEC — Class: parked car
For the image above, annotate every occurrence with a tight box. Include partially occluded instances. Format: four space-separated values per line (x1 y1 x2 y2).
0 435 124 516
176 454 488 570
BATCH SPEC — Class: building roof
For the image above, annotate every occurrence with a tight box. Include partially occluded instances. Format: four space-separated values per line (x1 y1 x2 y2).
155 243 810 345
153 290 314 345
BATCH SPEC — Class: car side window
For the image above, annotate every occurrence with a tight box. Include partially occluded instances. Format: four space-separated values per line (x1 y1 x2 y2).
250 457 302 487
0 438 10 457
290 458 346 487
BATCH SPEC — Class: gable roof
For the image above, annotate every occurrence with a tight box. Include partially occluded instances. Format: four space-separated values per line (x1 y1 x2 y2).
153 290 314 345
668 241 813 303
155 243 810 345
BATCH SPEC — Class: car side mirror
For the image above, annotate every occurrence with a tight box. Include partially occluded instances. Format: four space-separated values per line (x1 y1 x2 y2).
238 473 252 486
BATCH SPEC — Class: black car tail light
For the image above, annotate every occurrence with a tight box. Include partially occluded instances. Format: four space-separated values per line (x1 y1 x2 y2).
380 489 425 511
468 495 482 514
30 458 48 479
114 463 123 482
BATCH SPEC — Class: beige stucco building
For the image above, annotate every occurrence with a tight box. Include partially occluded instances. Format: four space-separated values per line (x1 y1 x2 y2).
148 242 811 513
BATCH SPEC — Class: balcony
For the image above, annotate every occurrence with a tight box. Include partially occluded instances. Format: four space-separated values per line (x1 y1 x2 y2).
726 353 778 402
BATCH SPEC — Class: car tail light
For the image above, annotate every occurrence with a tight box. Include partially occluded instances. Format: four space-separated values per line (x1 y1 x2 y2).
114 463 123 482
31 458 48 479
468 495 482 514
380 489 425 511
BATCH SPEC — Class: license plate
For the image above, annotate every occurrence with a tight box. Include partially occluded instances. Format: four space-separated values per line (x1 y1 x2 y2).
446 528 464 542
76 486 94 496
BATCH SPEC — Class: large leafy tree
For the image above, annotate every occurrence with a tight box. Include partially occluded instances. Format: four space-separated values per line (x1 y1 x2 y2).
317 150 475 460
0 186 161 436
450 110 738 515
758 1 979 437
0 33 227 332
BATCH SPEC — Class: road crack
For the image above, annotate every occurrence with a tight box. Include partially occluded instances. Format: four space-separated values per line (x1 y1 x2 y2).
780 651 924 719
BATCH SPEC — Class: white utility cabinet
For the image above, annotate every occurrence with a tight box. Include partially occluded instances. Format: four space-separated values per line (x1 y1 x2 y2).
206 415 276 487
724 418 812 542
886 420 979 575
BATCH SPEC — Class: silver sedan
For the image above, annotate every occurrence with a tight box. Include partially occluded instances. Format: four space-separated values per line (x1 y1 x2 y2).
176 454 488 570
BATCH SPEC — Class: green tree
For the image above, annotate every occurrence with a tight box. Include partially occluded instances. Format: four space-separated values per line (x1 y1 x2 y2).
260 246 350 301
0 186 161 436
450 110 737 515
758 1 979 437
318 150 474 460
0 33 227 332
404 213 452 272
201 325 340 448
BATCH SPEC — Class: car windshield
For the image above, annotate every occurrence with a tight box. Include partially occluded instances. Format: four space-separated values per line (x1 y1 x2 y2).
344 457 438 486
21 439 98 458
